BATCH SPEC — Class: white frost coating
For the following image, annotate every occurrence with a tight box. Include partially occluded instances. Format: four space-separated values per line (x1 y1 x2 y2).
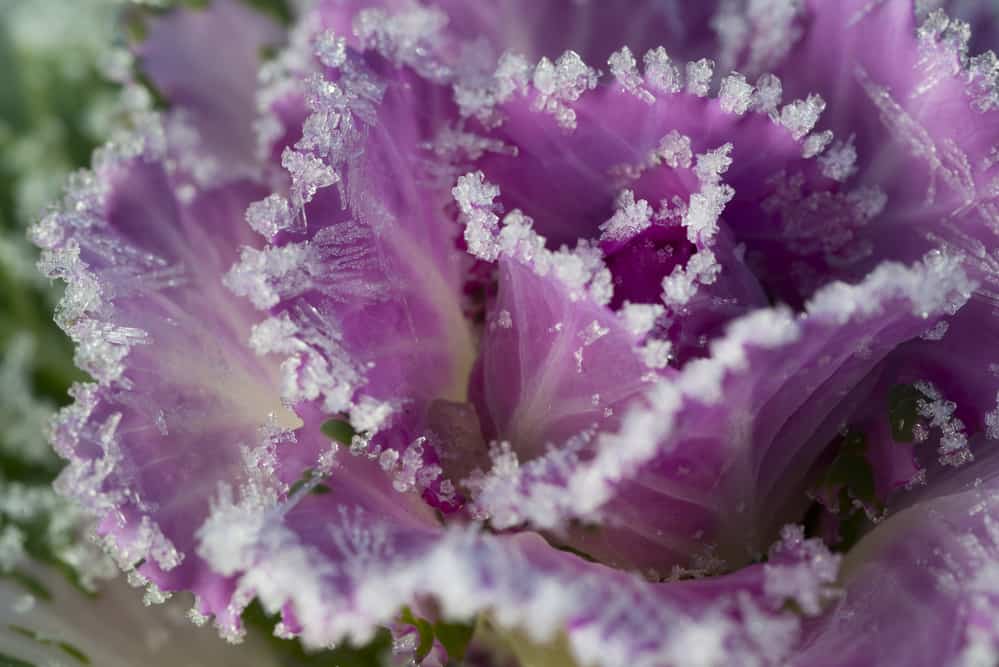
599 190 653 241
779 94 827 141
643 47 683 94
819 136 859 182
452 171 501 261
208 511 820 666
472 251 975 532
855 65 979 210
620 302 665 338
349 397 395 434
763 526 841 616
353 6 449 78
381 438 442 493
718 73 755 115
532 51 599 130
694 144 735 187
453 172 614 305
914 380 973 466
920 320 949 340
751 73 783 118
453 51 531 124
655 130 694 170
246 193 298 241
609 46 654 104
610 130 695 186
32 118 167 386
640 338 674 370
655 144 735 308
914 9 999 112
282 148 338 208
227 220 387 310
195 422 337 642
986 391 999 440
249 309 363 415
255 2 324 161
226 244 310 310
27 112 208 583
685 59 715 97
493 51 533 101
424 126 517 164
314 30 346 68
806 249 973 321
802 130 834 160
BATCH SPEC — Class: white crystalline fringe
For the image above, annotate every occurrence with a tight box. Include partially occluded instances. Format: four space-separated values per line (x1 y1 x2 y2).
353 5 450 79
609 46 655 104
662 144 735 309
197 504 833 667
239 35 400 428
913 380 974 467
531 51 599 130
27 109 199 580
915 9 999 113
249 308 363 415
599 190 653 242
779 94 826 141
762 525 841 616
453 51 531 124
452 171 502 261
719 73 755 115
686 59 715 97
226 220 387 310
470 251 974 531
452 171 614 305
643 47 682 94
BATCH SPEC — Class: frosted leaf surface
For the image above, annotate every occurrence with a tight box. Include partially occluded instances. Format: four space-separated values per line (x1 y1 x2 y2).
719 73 755 115
468 254 974 569
794 455 999 667
32 2 999 664
138 0 283 185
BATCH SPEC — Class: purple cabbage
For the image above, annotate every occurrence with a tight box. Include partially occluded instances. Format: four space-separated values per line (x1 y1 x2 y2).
32 1 999 665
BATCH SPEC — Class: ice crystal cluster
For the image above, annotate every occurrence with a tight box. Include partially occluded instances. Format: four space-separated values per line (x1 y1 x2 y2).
22 0 999 665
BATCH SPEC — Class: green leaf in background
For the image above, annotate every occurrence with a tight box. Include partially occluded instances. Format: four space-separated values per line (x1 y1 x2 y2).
242 599 391 667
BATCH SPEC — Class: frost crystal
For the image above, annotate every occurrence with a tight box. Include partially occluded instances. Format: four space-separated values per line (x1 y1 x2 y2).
453 171 502 261
620 303 665 338
654 131 694 170
780 94 827 141
719 73 755 115
685 59 715 97
752 73 783 117
599 190 653 241
609 46 654 104
282 148 338 208
643 47 682 94
315 31 346 68
763 526 841 616
802 130 834 159
246 193 297 240
914 380 973 466
532 51 599 129
987 392 999 441
354 6 449 76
